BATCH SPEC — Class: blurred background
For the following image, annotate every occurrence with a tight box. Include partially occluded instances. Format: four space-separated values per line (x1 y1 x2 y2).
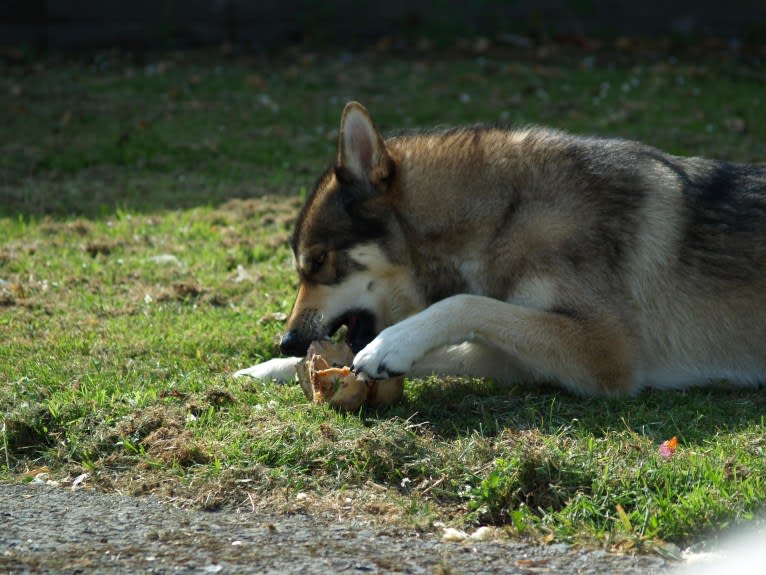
3 1 766 54
2 2 765 217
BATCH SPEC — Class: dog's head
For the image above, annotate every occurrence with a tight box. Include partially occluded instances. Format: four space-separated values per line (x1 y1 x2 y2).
279 102 422 357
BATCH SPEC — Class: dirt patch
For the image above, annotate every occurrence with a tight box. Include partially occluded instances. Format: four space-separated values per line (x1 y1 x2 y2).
141 426 209 467
117 406 181 441
0 281 27 307
204 387 237 408
84 240 119 257
0 287 16 306
217 196 303 227
139 280 230 308
113 406 208 466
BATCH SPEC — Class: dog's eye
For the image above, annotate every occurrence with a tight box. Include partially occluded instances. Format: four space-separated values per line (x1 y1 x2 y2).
311 253 326 275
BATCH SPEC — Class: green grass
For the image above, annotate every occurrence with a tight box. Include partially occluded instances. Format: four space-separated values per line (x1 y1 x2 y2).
2 45 766 551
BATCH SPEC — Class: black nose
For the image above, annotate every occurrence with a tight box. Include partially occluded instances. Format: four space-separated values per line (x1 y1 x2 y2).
279 329 310 357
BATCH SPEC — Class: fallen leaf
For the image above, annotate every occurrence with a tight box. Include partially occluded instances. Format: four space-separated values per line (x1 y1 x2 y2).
24 466 49 480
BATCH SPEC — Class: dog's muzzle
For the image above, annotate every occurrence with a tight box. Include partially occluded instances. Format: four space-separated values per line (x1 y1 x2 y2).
279 329 311 357
279 310 378 357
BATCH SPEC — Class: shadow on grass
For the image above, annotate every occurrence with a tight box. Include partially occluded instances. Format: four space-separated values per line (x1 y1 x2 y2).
386 376 766 445
4 45 764 219
0 53 323 219
0 168 302 220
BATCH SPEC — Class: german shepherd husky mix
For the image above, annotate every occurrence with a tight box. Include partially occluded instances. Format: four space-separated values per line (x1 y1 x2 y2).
235 101 766 396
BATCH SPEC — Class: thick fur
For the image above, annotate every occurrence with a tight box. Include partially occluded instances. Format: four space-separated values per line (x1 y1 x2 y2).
235 102 766 396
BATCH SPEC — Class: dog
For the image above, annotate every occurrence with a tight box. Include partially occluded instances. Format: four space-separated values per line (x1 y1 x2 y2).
235 101 766 396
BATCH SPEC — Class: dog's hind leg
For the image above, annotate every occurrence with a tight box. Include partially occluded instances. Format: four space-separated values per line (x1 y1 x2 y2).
352 294 637 396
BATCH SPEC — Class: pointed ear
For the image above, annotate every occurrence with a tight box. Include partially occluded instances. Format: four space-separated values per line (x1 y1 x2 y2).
337 102 391 183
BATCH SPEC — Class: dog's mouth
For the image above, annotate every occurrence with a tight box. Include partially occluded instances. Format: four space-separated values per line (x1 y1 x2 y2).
329 310 377 355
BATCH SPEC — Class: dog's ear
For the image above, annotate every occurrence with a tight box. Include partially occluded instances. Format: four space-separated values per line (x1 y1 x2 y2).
337 102 392 185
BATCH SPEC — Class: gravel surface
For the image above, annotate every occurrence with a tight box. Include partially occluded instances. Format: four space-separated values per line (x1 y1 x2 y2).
1 482 676 574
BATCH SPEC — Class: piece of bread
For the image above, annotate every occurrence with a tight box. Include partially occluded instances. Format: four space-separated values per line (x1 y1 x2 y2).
296 341 403 411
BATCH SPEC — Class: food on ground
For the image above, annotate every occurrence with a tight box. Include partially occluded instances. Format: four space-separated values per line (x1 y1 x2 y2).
295 341 403 411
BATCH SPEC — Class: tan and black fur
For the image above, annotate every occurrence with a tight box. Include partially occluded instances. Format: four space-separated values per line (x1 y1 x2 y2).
235 101 766 396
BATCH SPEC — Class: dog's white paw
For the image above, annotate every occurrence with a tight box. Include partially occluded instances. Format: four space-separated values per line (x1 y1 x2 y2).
233 357 301 383
352 326 424 380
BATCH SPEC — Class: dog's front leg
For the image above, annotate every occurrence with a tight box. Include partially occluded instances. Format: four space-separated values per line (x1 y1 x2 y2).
352 294 635 395
352 296 483 379
409 342 539 384
233 357 302 383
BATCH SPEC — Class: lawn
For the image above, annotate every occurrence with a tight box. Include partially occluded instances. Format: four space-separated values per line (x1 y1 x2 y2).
2 42 766 553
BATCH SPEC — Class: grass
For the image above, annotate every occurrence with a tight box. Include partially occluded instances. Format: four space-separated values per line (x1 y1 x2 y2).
2 42 766 552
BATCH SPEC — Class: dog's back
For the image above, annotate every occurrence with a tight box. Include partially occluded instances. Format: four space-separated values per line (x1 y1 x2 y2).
383 127 766 390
